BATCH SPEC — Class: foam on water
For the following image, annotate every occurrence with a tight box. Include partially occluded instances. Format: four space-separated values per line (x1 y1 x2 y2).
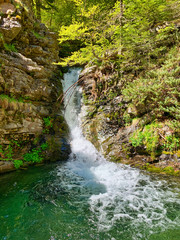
60 68 180 239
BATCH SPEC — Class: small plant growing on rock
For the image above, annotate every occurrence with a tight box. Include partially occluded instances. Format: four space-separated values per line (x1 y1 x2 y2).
23 143 48 164
43 117 53 128
14 160 23 169
43 117 53 133
23 148 43 163
163 135 179 152
130 123 160 158
31 30 44 39
3 43 17 52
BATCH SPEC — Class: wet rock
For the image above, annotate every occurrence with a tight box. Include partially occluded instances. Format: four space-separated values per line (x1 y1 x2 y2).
0 161 15 174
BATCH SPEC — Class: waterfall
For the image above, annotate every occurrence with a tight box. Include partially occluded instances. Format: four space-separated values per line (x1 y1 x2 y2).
0 67 179 240
59 68 180 239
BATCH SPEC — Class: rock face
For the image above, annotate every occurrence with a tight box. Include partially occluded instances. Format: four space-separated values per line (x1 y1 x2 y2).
0 1 70 173
0 17 21 42
80 66 180 176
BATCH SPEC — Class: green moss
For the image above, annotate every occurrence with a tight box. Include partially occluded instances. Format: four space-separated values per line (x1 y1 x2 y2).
173 170 180 176
106 144 113 155
89 121 100 150
0 94 18 103
121 144 131 159
31 30 45 39
110 155 121 162
176 150 180 158
163 166 174 175
147 166 162 173
142 163 180 176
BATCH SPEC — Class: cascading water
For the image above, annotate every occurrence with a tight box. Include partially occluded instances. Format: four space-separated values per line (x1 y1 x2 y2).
59 68 180 239
0 68 180 240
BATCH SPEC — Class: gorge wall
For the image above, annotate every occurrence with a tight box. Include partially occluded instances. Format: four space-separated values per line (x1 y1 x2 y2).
79 51 180 177
0 0 69 173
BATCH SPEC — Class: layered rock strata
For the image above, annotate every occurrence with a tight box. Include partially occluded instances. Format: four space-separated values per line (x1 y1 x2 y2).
0 1 69 173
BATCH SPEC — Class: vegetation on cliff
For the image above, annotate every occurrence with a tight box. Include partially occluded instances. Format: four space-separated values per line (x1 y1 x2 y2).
0 0 69 172
43 0 180 173
0 0 179 173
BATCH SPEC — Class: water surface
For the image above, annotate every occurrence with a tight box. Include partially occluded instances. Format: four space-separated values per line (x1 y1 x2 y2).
0 68 180 240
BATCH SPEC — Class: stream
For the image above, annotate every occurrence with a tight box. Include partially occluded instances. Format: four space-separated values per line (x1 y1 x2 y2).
0 68 180 240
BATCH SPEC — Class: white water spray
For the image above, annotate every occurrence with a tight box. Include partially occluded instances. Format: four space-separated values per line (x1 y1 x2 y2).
60 68 180 240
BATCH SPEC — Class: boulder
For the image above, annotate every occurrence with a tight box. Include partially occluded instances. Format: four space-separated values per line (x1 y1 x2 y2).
0 161 15 174
0 3 16 15
0 17 21 42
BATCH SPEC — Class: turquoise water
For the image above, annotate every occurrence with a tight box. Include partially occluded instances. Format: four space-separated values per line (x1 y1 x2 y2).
0 164 180 240
0 68 180 240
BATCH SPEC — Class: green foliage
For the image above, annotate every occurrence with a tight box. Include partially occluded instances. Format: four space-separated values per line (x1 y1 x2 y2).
14 160 23 169
39 0 116 30
0 140 48 169
58 0 179 66
32 30 44 39
130 123 160 157
0 94 19 103
3 43 17 52
130 120 180 157
23 148 43 163
163 135 179 151
40 142 48 151
43 117 53 128
0 144 13 161
23 143 48 164
43 117 53 133
130 130 144 148
123 48 180 121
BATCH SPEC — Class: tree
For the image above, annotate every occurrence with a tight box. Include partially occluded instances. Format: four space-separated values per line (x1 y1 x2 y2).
58 0 179 67
35 0 41 20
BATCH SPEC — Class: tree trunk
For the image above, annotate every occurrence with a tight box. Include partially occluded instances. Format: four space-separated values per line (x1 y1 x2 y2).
120 0 123 27
35 0 41 21
118 0 124 55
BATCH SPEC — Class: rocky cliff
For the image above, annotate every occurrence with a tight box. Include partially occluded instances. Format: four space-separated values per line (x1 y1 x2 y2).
0 1 69 173
80 52 180 177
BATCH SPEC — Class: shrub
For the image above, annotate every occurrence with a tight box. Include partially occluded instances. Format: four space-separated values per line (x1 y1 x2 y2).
43 117 53 128
130 123 160 157
163 135 179 152
23 149 43 163
23 143 48 163
123 48 180 121
14 160 23 169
